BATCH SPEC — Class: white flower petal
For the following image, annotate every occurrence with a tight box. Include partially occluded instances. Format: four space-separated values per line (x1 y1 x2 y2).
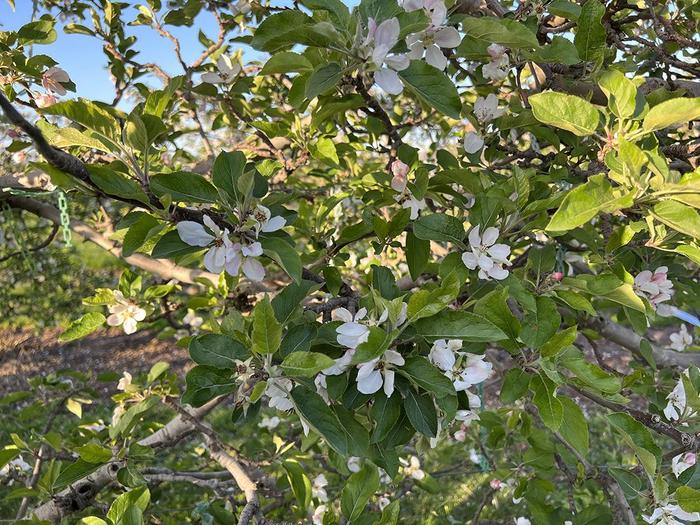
177 221 214 247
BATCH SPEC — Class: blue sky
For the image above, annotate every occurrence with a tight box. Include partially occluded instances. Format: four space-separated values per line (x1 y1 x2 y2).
0 1 323 103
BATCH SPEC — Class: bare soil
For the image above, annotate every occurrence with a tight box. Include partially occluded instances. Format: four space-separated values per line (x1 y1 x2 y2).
0 328 190 396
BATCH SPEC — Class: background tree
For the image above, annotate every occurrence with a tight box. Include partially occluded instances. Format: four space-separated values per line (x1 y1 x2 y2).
1 0 700 524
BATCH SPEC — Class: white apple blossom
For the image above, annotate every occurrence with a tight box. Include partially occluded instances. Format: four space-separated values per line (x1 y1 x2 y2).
42 66 70 95
664 373 695 421
456 354 493 389
670 325 693 351
429 339 462 371
643 503 700 525
462 225 511 280
225 241 266 282
347 456 361 473
334 307 370 349
378 496 391 510
482 44 510 81
634 266 674 308
312 474 329 502
672 452 696 478
404 0 461 71
232 0 251 15
258 415 281 430
201 55 241 84
117 371 132 391
177 215 234 274
400 455 425 480
474 94 505 123
106 291 146 335
250 205 286 236
515 518 531 525
397 194 427 220
265 375 294 411
464 131 485 154
359 18 410 95
356 349 405 396
312 504 327 525
0 456 32 477
455 408 480 425
183 309 204 329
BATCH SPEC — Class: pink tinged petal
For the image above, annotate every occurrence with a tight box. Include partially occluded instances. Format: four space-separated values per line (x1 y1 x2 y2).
434 26 461 48
477 253 494 270
383 369 396 397
374 18 400 50
462 251 478 270
357 368 383 394
177 221 214 246
122 317 138 335
107 313 122 327
242 257 265 281
635 270 652 285
425 44 447 70
481 227 499 246
133 308 147 322
375 68 403 95
262 216 286 232
468 225 482 248
402 0 424 11
407 39 425 59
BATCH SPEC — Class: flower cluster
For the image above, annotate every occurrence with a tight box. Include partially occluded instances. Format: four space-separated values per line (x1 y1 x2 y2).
35 66 70 108
670 325 693 352
429 339 491 421
462 225 512 281
106 291 147 335
390 160 427 220
357 17 410 95
201 54 241 84
482 44 510 81
643 503 700 525
664 370 696 421
633 266 674 308
177 210 285 281
403 0 461 71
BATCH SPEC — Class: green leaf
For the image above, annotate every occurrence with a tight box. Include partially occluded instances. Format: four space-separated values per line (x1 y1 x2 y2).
122 214 159 257
530 373 563 431
520 296 561 350
412 213 464 245
189 334 249 368
283 459 312 510
500 369 532 403
574 0 606 65
77 443 113 464
212 151 246 205
260 51 313 75
370 391 402 444
151 172 219 203
558 397 589 456
653 200 700 239
529 91 600 136
540 325 577 357
290 385 352 455
40 98 119 139
598 69 639 119
341 464 380 521
250 11 336 51
60 312 105 342
305 62 342 99
676 486 700 512
560 347 621 394
398 61 462 119
608 412 660 476
547 174 634 232
53 459 101 491
281 351 335 377
260 236 302 283
373 500 401 525
181 366 235 407
399 357 455 398
107 487 150 524
406 231 429 280
252 296 282 354
459 16 538 48
414 310 509 342
403 389 438 438
643 97 700 132
88 166 150 204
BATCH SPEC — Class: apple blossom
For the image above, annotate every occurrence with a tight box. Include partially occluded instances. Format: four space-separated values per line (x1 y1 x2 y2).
34 93 57 108
334 307 370 349
201 55 241 84
346 456 361 473
250 205 286 236
671 452 696 478
117 371 132 391
359 18 410 95
225 241 266 281
482 44 510 81
643 503 700 525
42 66 70 95
312 474 329 502
311 504 327 525
177 215 233 274
464 131 485 154
258 415 281 430
106 291 146 335
462 225 512 280
429 339 462 372
670 325 692 351
474 94 505 123
265 375 294 411
356 349 405 396
403 0 461 71
634 266 674 308
400 455 425 480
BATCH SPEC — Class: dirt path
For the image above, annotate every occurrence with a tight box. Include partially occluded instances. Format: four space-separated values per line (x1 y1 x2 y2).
0 329 190 396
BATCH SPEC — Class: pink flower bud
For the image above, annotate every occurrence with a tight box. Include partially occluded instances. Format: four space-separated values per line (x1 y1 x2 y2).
35 93 57 108
489 479 502 489
390 159 409 193
551 272 564 281
7 129 20 139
